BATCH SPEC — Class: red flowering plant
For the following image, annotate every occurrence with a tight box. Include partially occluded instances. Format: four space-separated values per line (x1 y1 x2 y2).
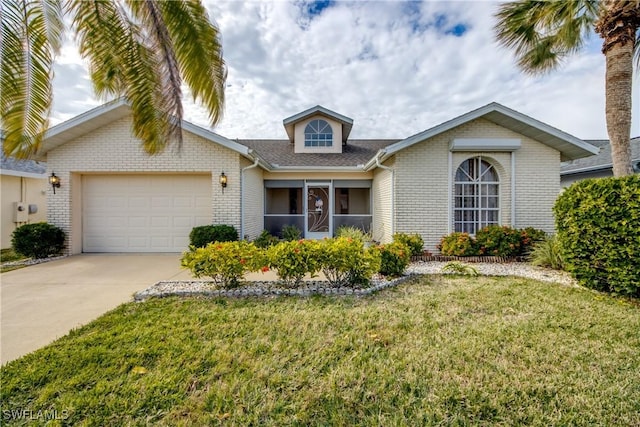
438 232 478 256
181 241 264 288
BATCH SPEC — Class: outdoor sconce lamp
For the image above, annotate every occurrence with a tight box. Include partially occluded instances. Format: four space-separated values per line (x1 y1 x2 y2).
49 172 61 194
219 172 227 193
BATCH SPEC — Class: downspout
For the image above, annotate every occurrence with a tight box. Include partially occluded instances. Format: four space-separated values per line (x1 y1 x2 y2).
375 151 395 238
511 152 516 228
240 153 260 240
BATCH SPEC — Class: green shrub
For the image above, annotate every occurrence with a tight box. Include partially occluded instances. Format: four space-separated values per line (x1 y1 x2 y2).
393 233 424 257
253 230 279 248
319 237 381 287
529 234 564 270
11 223 65 259
554 176 640 297
189 225 238 248
475 225 523 257
377 241 411 277
181 241 263 287
438 232 478 256
266 240 321 287
281 224 302 241
335 226 372 245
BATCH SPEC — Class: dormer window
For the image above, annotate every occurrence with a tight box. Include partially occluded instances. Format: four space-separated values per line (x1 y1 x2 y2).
304 119 333 147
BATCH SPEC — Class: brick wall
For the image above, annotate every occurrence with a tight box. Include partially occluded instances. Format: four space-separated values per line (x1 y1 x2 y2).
46 117 243 254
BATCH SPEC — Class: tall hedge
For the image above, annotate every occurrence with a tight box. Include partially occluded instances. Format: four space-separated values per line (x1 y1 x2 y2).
554 175 640 297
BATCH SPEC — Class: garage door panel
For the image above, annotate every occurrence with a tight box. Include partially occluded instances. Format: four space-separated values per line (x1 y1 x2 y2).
83 175 212 252
173 197 194 208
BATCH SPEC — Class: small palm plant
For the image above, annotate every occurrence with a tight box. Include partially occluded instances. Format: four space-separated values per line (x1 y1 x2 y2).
441 262 479 277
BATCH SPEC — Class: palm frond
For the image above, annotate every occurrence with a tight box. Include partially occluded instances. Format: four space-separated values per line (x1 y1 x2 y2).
157 0 226 126
69 0 169 154
0 0 63 158
495 0 600 74
126 0 183 146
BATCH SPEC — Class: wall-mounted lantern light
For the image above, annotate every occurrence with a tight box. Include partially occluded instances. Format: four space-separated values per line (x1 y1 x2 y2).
49 172 61 194
219 172 227 193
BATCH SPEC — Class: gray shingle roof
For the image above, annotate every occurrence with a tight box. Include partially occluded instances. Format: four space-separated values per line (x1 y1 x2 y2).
561 137 640 174
240 139 397 167
0 154 47 175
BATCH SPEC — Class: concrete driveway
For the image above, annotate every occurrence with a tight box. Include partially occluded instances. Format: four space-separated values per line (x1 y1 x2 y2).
1 254 193 365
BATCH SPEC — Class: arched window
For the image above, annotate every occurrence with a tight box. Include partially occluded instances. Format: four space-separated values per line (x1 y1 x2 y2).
304 119 333 147
454 157 499 234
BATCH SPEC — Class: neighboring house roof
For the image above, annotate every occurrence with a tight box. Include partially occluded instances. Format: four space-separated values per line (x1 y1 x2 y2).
36 98 258 163
0 154 47 178
364 102 599 170
241 139 395 169
560 137 640 175
283 105 354 143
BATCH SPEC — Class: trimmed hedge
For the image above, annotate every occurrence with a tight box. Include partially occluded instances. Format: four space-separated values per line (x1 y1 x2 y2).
11 223 65 259
189 225 238 248
554 175 640 297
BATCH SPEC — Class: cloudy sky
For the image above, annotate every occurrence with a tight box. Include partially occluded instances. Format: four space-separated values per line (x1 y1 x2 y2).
51 0 639 141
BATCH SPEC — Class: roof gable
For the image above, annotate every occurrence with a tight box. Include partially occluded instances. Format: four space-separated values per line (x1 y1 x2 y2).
366 103 599 168
37 98 253 160
283 105 354 143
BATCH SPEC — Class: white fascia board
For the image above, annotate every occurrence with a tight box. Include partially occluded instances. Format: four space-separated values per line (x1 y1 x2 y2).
0 169 47 179
44 98 129 139
450 138 521 152
181 121 251 156
283 105 353 126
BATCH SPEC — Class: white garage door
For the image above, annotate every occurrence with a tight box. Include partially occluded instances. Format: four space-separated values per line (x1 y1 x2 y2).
82 175 212 252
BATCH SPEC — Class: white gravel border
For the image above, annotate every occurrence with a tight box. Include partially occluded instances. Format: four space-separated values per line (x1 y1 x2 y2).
135 262 577 301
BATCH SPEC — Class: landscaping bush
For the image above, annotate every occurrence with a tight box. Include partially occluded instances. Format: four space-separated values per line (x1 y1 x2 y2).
189 224 238 248
319 237 381 287
266 240 321 287
181 241 264 287
253 230 279 248
335 225 373 245
393 232 424 257
377 241 411 277
529 234 564 270
11 222 65 259
439 226 547 257
281 224 302 241
475 225 523 257
554 176 640 297
438 232 478 256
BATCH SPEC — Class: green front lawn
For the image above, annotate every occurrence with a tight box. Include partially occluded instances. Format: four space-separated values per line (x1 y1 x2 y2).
2 276 639 425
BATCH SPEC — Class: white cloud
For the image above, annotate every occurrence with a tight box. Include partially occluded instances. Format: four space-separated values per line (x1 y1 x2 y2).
50 0 639 141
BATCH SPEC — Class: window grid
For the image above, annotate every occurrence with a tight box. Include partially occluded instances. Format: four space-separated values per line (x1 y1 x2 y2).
304 119 333 147
454 157 499 234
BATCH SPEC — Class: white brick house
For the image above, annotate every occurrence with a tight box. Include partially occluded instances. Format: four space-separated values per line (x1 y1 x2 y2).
37 100 598 254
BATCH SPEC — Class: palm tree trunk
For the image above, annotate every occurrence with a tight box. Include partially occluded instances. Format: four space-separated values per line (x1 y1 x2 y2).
604 40 634 177
597 0 638 177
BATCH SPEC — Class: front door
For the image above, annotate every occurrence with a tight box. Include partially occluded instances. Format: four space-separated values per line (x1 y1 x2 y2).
305 184 331 239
